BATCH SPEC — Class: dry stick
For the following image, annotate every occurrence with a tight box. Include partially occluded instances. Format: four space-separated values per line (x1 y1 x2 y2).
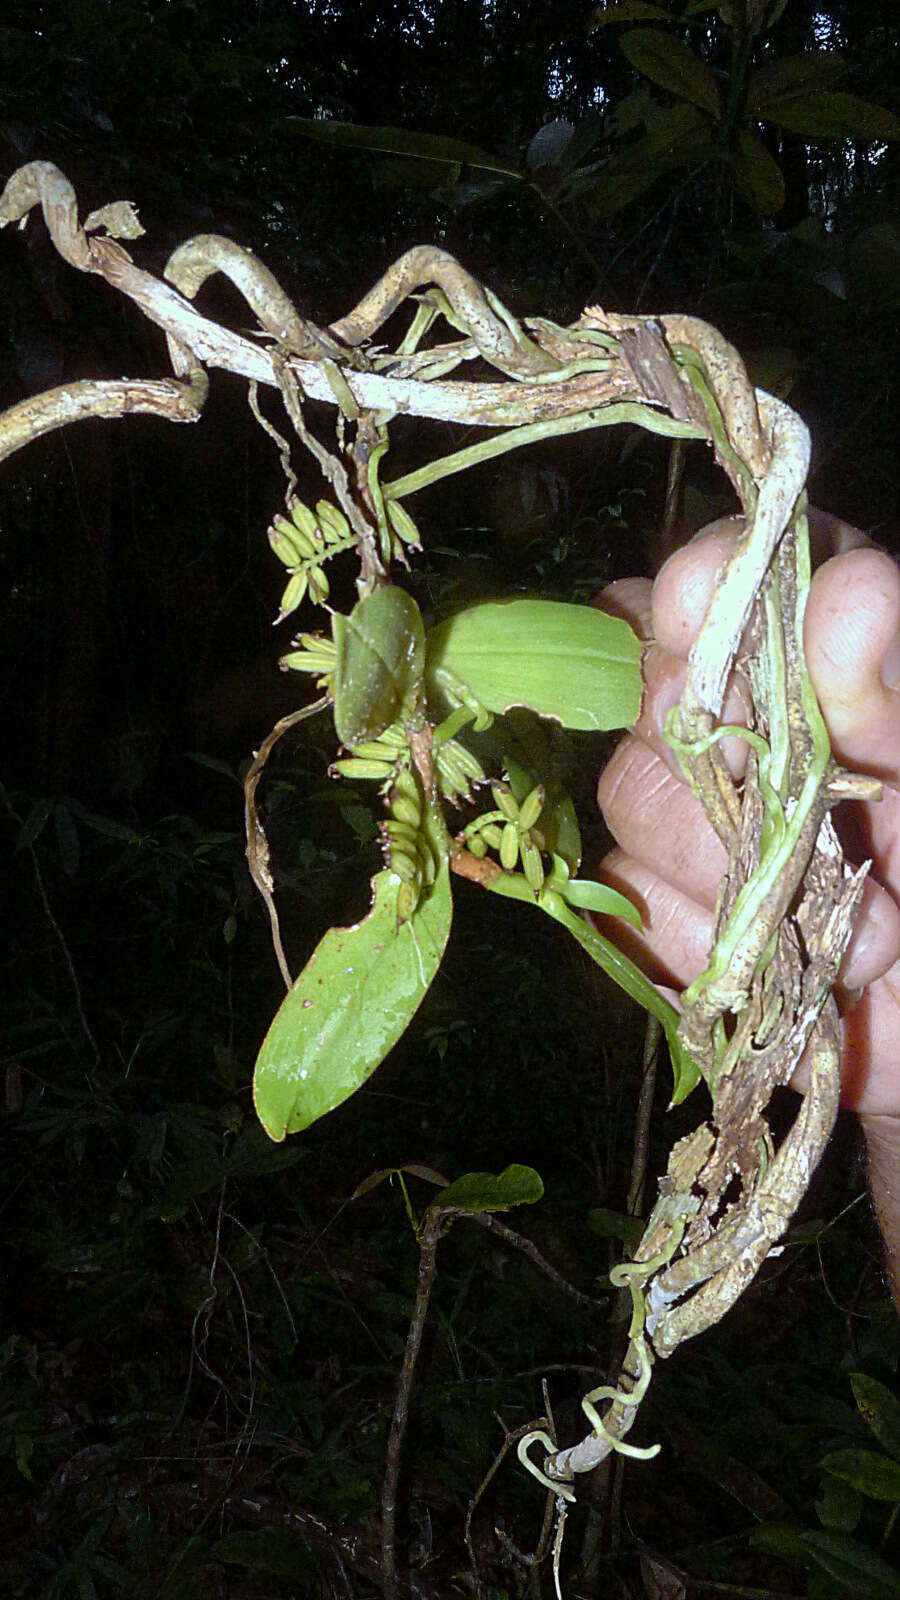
540 389 861 1493
465 1210 608 1313
465 1418 557 1599
382 1207 448 1600
0 162 685 447
0 784 101 1065
384 1201 603 1599
243 700 330 990
628 1017 662 1223
607 1015 663 1559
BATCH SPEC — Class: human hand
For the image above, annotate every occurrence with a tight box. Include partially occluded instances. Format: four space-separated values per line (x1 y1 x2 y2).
596 511 900 1117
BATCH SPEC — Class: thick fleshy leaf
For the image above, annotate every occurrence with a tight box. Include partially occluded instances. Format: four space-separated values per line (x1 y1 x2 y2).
254 864 452 1140
426 599 642 732
333 586 425 746
620 29 721 118
437 1164 543 1211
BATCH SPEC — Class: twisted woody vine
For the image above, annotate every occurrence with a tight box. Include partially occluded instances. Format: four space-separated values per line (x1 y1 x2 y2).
0 162 879 1592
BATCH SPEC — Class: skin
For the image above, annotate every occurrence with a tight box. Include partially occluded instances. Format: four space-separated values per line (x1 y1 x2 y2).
595 511 900 1306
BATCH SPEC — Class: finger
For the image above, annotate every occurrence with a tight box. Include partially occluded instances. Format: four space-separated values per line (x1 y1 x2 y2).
647 509 871 660
840 876 900 992
792 967 900 1114
651 518 744 657
597 737 726 906
596 847 714 988
859 786 900 907
596 583 753 779
597 828 900 995
804 546 900 784
632 647 753 779
597 575 653 640
838 967 900 1113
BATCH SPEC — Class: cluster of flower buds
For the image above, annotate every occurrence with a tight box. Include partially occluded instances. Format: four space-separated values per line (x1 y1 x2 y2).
383 495 422 556
268 496 357 621
279 630 338 693
379 767 439 922
328 720 408 783
464 782 546 892
433 734 485 803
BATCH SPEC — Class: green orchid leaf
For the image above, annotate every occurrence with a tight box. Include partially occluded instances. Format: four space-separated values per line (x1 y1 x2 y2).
333 585 426 746
560 876 642 927
254 863 453 1140
436 1164 544 1212
426 598 642 732
488 872 700 1104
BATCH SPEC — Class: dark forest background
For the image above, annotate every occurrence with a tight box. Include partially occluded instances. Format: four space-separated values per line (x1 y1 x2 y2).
2 3 900 1596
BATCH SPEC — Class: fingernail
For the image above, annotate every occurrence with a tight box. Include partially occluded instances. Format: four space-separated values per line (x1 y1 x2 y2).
882 634 900 691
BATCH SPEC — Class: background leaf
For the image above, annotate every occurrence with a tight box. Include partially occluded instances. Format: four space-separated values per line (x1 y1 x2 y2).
437 1164 544 1211
747 48 847 110
283 117 523 178
590 2 672 25
821 1448 900 1503
731 130 786 215
851 1374 900 1462
620 29 721 117
759 92 900 140
800 1529 900 1598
